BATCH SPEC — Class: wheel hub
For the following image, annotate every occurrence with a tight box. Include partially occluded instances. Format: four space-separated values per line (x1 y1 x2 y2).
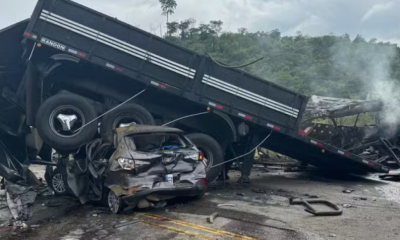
49 105 85 138
52 173 66 193
56 114 78 131
119 122 137 128
108 191 120 213
113 115 141 129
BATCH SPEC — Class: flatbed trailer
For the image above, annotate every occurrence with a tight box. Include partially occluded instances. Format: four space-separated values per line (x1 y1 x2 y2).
0 0 390 182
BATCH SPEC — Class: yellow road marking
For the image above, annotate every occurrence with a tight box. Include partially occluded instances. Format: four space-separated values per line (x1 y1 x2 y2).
141 219 215 240
139 213 259 240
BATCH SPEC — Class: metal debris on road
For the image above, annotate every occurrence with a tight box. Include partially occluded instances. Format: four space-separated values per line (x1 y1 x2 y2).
289 198 343 216
353 197 367 201
217 204 237 207
342 189 354 194
207 212 219 224
342 204 355 208
236 193 245 196
113 219 140 228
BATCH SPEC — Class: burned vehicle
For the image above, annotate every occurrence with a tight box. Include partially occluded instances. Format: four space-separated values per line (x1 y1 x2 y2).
51 125 207 213
301 95 400 171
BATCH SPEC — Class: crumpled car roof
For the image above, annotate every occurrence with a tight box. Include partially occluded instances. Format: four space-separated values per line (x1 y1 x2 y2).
115 125 183 136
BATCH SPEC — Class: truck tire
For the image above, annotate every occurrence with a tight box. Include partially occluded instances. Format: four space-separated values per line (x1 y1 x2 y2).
36 94 98 151
100 103 155 143
186 133 224 183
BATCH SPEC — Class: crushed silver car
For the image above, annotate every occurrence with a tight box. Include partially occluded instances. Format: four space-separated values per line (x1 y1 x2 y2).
54 125 207 213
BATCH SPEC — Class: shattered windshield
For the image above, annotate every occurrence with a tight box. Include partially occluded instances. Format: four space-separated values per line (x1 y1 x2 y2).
128 133 190 152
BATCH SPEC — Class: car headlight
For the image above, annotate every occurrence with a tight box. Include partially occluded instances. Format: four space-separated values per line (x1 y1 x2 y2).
118 158 135 170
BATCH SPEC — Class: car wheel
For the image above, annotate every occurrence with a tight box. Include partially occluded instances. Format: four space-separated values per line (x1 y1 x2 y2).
50 168 67 195
186 133 224 183
108 189 124 214
36 94 98 152
100 103 155 143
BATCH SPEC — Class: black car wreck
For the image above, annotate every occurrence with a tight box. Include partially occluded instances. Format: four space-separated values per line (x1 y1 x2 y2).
51 125 207 213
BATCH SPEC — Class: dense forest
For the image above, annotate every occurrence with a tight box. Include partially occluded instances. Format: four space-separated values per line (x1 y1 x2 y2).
158 0 400 100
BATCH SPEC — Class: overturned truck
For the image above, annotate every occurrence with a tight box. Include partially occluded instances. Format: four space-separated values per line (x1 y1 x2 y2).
0 0 396 196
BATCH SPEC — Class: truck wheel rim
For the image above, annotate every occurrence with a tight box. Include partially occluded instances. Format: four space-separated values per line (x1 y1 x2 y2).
49 105 85 138
112 116 143 129
52 173 65 193
199 147 214 172
108 190 120 213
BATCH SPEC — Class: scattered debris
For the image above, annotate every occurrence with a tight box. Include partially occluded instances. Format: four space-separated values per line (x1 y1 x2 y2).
207 212 219 224
217 204 237 207
289 198 343 216
329 233 337 237
236 193 245 197
251 189 266 194
342 189 354 194
342 204 355 208
0 190 6 210
114 219 140 228
92 214 98 217
353 197 368 201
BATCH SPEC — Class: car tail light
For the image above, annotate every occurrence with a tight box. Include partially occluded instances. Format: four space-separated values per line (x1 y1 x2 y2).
199 178 207 187
199 151 204 161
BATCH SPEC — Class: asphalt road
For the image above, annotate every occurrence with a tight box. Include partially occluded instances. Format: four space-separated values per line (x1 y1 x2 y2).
1 166 400 240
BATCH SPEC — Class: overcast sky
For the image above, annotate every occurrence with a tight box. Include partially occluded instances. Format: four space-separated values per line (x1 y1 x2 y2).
1 0 399 44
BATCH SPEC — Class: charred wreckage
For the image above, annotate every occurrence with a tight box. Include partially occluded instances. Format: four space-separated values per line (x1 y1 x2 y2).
302 96 400 170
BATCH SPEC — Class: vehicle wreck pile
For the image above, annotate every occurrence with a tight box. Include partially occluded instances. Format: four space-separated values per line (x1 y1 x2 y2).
0 133 42 230
2 0 400 232
0 124 207 231
301 95 400 170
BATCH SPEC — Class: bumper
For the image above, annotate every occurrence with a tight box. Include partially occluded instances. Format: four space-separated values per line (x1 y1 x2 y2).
122 180 207 205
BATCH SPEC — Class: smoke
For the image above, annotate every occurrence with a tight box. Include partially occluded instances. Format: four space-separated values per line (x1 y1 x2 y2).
330 40 400 137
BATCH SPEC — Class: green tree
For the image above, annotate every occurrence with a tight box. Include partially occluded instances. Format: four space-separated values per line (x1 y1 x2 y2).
159 0 177 35
161 18 400 99
159 0 177 24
